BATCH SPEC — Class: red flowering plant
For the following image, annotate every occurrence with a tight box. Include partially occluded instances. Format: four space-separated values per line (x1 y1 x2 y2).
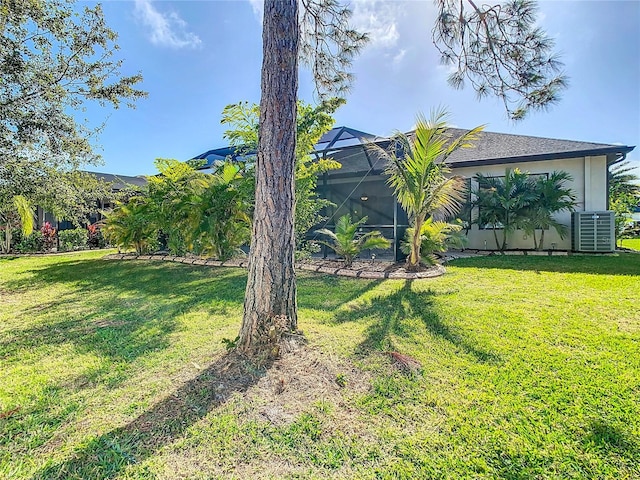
87 223 106 249
40 222 57 252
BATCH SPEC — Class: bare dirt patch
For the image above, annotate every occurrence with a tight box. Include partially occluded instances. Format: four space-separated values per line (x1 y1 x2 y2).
92 318 127 329
160 346 378 479
0 288 21 305
243 346 372 427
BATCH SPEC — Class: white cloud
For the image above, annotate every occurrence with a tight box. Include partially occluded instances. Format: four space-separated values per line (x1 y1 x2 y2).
248 0 263 21
350 1 402 50
248 1 403 49
134 0 202 49
392 48 406 66
247 0 409 65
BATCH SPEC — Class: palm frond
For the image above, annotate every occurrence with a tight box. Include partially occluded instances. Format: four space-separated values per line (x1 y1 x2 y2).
13 195 34 236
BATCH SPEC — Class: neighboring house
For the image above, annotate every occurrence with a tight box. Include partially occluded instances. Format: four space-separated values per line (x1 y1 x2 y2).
36 172 147 230
194 126 635 255
85 172 148 225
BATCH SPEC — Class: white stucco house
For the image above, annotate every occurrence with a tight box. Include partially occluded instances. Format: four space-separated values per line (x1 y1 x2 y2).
195 126 635 256
441 129 635 250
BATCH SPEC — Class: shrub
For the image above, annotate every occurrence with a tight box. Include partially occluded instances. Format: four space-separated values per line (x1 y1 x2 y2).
0 228 23 252
401 218 466 266
15 231 44 253
40 222 57 252
315 214 391 267
59 228 88 252
103 197 158 255
87 223 107 249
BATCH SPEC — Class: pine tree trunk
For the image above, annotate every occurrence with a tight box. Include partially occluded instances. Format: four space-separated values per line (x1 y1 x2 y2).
238 0 299 357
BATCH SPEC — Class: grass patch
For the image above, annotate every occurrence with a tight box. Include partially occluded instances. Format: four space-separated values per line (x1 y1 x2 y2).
621 237 640 250
1 251 639 478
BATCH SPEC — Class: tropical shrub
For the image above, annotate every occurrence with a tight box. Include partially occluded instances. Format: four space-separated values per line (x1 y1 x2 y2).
315 214 391 267
401 218 466 265
0 195 34 253
59 228 88 252
15 231 44 253
183 162 252 261
103 197 157 255
40 222 57 252
0 228 22 252
521 171 576 250
87 223 107 249
475 169 576 251
221 99 342 255
144 159 204 255
474 168 537 251
609 161 640 245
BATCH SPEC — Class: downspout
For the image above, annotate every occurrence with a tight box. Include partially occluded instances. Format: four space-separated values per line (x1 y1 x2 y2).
584 156 592 211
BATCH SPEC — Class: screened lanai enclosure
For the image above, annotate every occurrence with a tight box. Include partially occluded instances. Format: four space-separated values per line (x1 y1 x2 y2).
193 126 409 260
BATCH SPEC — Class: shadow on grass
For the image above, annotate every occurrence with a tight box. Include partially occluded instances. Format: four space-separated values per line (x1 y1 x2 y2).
584 420 639 458
297 272 380 311
488 420 640 478
1 259 247 364
449 253 640 276
31 352 270 480
334 280 499 363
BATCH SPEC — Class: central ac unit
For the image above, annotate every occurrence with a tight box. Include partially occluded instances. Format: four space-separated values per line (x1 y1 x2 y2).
571 211 615 252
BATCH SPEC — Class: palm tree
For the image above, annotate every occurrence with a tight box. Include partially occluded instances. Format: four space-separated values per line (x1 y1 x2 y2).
315 214 391 267
183 162 253 261
608 161 640 244
609 161 640 199
474 169 537 251
0 195 34 253
372 109 483 270
103 197 156 255
522 171 576 250
145 159 206 255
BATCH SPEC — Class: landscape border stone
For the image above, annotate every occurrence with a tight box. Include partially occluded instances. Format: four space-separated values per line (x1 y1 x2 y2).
102 253 448 280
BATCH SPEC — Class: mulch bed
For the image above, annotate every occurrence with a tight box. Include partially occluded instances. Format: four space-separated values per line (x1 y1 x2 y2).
104 253 447 280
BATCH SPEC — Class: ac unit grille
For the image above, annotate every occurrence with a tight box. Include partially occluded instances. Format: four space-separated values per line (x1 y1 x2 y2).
572 211 615 252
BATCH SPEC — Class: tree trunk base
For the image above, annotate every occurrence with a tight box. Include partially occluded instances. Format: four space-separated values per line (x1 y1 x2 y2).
238 314 306 364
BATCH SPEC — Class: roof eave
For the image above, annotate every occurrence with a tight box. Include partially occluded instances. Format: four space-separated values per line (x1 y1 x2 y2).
448 146 635 169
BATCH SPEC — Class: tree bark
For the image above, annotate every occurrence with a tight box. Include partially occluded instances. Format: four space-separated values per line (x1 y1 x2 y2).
408 215 424 270
238 0 299 356
492 226 500 251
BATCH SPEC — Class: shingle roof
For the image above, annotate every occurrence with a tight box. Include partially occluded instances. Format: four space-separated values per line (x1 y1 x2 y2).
86 172 148 190
438 129 634 167
192 126 635 173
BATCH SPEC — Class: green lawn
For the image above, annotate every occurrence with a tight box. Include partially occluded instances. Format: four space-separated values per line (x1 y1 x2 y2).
1 251 639 479
621 237 640 250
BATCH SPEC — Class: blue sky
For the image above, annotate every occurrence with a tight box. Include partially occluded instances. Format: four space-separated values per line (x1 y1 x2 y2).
81 0 640 177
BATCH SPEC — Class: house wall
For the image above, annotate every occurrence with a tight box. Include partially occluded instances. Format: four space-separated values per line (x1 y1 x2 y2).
451 155 608 250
